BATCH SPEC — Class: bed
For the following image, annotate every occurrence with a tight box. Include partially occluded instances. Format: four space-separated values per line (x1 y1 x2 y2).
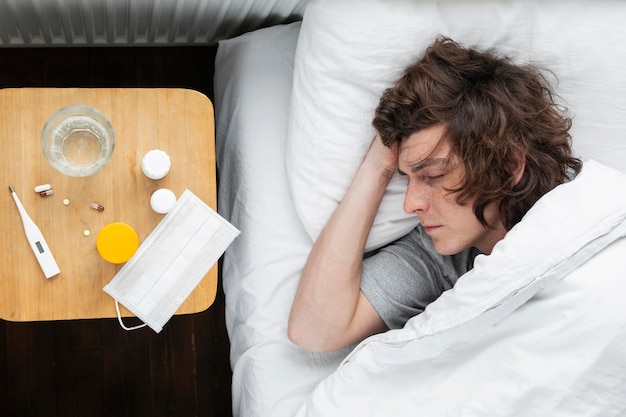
214 1 626 416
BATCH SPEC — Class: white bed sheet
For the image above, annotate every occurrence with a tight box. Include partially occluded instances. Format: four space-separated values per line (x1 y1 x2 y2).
215 1 626 416
214 22 346 417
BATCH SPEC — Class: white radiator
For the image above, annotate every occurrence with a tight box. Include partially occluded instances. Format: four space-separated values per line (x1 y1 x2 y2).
0 0 308 47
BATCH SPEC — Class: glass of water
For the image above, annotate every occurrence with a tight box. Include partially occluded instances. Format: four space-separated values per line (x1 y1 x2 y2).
41 104 115 177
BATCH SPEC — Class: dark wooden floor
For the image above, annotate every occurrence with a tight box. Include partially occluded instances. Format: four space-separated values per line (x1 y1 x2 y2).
0 46 233 417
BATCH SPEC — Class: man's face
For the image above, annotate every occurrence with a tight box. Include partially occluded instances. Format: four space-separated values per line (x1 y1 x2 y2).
398 124 506 255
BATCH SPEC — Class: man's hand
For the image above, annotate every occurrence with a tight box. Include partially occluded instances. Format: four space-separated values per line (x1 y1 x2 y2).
367 134 399 177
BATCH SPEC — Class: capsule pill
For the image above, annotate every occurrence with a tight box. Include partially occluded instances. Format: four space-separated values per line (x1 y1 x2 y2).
34 184 52 193
91 203 105 211
39 189 54 197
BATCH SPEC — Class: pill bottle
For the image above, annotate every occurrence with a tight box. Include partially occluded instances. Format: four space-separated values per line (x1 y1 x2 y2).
96 222 139 264
141 149 171 180
150 188 177 214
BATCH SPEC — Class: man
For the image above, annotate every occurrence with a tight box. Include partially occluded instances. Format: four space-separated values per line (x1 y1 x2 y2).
288 37 581 352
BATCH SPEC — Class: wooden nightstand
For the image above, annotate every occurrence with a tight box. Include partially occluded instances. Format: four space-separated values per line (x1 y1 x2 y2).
0 88 217 321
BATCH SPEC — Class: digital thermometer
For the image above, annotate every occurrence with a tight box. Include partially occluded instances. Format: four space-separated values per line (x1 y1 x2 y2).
8 185 60 279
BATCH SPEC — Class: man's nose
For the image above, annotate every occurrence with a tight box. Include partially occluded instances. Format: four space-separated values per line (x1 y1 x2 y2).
403 182 430 214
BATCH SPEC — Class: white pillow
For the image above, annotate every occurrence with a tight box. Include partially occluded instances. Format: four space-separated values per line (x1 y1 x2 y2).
215 23 347 417
286 0 626 252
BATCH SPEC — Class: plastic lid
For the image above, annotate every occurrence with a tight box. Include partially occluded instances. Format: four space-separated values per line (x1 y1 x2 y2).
96 222 139 264
141 149 171 180
150 188 177 214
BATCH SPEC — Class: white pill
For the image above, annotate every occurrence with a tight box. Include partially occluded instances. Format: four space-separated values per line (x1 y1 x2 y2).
34 184 52 193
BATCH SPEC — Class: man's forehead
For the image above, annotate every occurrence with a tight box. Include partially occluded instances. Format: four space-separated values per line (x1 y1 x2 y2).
399 128 452 172
399 124 448 150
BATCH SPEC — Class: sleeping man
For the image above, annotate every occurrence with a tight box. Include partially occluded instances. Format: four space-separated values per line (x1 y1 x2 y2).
287 36 582 353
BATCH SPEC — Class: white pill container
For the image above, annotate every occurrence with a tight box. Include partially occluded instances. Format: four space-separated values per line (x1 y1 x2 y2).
141 149 171 180
150 188 177 214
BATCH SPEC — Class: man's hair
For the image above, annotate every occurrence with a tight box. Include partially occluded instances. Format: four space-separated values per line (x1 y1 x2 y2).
373 36 582 230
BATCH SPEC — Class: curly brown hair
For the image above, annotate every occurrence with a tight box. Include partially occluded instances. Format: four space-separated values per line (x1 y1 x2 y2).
373 36 582 230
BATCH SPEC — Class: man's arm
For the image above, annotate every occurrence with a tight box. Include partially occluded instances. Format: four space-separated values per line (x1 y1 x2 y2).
288 136 398 352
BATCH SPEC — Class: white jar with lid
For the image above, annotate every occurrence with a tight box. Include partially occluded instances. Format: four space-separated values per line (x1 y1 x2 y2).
141 149 171 180
150 188 177 214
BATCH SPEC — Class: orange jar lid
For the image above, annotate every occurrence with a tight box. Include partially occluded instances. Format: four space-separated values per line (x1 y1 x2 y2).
96 222 139 264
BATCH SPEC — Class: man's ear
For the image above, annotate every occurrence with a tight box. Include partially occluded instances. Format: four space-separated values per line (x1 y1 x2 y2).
510 147 526 187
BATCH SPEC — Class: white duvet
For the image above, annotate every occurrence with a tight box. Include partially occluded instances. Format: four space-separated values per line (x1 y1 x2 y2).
296 161 626 416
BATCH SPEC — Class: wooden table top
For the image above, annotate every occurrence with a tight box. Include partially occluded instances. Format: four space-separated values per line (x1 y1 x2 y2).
0 88 217 321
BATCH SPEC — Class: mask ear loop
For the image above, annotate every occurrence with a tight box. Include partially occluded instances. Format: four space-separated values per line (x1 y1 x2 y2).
115 300 147 331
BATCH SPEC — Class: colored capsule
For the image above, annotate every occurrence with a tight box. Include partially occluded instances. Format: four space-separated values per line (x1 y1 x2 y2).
39 189 54 197
91 203 105 211
34 184 52 193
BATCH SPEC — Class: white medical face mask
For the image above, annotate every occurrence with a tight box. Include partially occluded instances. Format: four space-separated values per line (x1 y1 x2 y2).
103 189 240 333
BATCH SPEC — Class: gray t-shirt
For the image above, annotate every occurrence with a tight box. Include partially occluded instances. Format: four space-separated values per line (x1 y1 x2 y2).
361 224 479 329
